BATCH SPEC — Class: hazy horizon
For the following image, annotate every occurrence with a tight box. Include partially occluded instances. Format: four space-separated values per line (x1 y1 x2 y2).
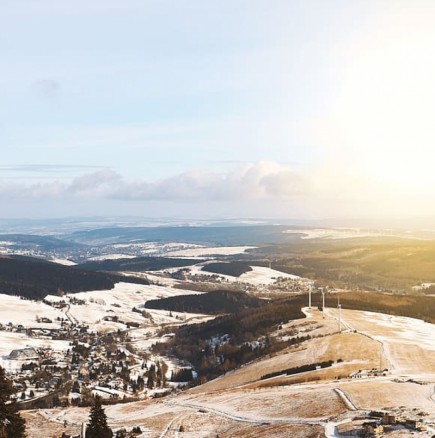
2 214 435 236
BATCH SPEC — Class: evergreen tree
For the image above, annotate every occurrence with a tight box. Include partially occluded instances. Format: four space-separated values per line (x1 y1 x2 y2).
0 366 26 438
86 396 113 438
137 375 144 390
146 364 156 389
160 360 168 387
156 362 162 387
71 380 81 394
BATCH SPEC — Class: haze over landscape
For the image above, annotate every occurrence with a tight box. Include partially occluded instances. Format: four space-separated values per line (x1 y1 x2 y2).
3 0 435 223
3 2 435 438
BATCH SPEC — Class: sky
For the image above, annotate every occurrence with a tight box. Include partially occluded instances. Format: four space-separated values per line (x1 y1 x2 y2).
2 0 435 223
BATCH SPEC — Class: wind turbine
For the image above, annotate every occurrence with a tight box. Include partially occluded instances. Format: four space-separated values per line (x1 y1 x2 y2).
308 284 312 309
322 287 326 319
337 295 342 333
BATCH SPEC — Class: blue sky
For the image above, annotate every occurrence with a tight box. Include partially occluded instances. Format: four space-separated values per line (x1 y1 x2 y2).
2 1 435 221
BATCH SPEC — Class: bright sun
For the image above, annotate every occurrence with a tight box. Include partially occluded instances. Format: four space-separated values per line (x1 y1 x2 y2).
330 5 435 195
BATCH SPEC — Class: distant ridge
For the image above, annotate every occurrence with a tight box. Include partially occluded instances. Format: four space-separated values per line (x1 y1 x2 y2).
68 225 302 246
0 233 85 252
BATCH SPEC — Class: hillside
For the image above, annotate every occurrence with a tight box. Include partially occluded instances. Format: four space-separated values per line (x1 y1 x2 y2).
201 261 253 277
22 306 435 438
144 290 263 314
266 238 435 292
322 290 435 324
0 233 85 252
0 256 148 299
151 290 435 385
152 295 307 381
78 256 201 272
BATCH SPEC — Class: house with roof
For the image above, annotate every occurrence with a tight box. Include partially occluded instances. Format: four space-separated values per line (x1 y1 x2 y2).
9 347 39 360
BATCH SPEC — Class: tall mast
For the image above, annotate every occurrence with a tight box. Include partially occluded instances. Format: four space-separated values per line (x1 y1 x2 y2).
322 288 326 319
338 296 342 333
308 285 312 309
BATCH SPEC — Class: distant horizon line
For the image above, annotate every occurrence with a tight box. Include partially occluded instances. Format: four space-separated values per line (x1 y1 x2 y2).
0 215 435 230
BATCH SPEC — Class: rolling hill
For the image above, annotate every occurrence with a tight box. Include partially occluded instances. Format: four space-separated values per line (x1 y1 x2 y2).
0 255 148 299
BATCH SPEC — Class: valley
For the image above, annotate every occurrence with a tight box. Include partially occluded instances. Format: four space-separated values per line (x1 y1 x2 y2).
0 225 434 437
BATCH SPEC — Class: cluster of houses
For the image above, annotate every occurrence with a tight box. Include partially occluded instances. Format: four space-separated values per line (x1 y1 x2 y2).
364 412 427 436
1 317 89 340
271 276 315 293
338 411 428 437
2 317 176 411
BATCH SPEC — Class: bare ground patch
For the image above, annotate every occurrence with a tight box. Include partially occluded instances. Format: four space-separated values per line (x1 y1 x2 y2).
218 423 326 438
181 386 346 419
190 330 380 394
338 380 435 413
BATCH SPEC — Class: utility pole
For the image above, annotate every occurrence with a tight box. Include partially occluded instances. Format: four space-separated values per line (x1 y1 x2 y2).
379 348 382 372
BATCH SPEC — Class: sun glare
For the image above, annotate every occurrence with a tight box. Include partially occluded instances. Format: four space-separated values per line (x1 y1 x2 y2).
330 6 435 193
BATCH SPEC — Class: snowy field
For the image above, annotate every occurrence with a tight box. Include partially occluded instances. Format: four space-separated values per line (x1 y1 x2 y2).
284 227 385 240
50 258 77 266
0 294 64 328
87 242 256 260
186 264 303 286
138 272 181 287
86 254 137 261
325 308 435 375
239 266 300 285
165 245 256 257
24 384 342 438
67 282 207 331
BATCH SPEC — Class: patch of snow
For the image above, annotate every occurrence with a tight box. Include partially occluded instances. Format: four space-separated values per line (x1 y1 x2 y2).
65 282 209 331
284 228 384 240
239 266 300 285
166 246 256 257
51 258 77 266
0 294 63 328
87 254 136 261
412 282 435 291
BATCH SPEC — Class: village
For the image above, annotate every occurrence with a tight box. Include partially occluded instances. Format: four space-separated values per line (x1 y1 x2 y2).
0 293 191 419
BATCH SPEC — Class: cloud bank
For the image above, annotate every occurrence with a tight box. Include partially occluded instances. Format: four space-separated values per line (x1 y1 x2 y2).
0 162 310 203
1 159 433 221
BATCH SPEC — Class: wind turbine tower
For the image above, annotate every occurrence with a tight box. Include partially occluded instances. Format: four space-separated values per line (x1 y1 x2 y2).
322 288 326 319
338 303 341 333
308 285 312 309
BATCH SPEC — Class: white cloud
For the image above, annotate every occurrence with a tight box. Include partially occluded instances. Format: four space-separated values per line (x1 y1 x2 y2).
0 162 311 203
1 159 434 221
